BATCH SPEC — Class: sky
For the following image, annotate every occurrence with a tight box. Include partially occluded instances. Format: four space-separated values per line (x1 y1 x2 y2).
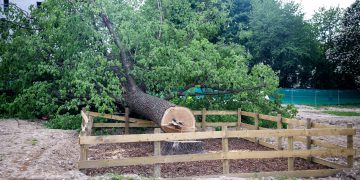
291 0 356 19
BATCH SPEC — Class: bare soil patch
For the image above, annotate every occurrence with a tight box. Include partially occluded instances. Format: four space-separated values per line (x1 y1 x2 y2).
295 105 360 179
0 119 86 179
82 138 327 178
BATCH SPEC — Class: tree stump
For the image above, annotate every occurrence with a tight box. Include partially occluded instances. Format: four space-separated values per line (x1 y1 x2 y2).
161 141 204 155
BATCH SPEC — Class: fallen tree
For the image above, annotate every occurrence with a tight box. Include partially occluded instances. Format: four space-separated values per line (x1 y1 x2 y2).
86 1 278 133
0 0 282 129
100 13 195 132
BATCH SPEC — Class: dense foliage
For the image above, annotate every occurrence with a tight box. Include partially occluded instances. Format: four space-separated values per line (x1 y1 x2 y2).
310 6 357 89
223 0 359 89
246 0 320 88
327 0 360 87
0 0 358 127
0 0 282 122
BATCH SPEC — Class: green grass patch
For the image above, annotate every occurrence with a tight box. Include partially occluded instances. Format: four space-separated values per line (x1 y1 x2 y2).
31 138 38 146
322 111 360 116
112 174 134 180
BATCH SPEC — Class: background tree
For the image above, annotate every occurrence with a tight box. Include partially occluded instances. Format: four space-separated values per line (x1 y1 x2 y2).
246 0 321 88
220 0 252 44
311 6 343 49
328 0 360 87
310 6 357 89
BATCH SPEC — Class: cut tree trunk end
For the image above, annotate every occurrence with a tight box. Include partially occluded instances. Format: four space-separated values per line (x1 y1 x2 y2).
161 106 196 133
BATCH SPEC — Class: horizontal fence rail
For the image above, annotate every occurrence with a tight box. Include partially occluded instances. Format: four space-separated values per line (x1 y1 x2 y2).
78 149 355 169
79 128 355 145
89 109 343 129
79 108 356 179
167 169 344 180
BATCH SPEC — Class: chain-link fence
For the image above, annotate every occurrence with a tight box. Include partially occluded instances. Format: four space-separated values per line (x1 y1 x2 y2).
279 89 360 105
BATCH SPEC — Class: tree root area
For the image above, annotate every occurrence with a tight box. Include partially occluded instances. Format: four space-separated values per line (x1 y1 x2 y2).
82 138 328 178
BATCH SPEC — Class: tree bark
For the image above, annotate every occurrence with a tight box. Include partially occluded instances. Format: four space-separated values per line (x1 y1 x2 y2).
124 86 174 126
100 13 195 133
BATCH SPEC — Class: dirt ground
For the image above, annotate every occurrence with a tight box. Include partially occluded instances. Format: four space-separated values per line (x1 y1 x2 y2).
0 120 87 180
0 105 359 179
295 105 360 179
295 105 360 149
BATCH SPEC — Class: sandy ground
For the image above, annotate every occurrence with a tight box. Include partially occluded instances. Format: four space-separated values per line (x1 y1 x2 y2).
295 105 360 179
0 120 87 180
0 105 359 179
295 105 360 149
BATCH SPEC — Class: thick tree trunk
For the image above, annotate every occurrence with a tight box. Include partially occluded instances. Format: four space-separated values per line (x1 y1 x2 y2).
124 86 195 132
100 13 195 133
124 86 172 126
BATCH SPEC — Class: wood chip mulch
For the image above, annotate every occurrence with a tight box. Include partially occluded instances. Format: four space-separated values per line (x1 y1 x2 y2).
82 138 329 178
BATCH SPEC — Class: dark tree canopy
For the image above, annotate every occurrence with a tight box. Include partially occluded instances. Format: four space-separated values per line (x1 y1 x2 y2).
328 0 360 87
310 6 357 89
246 0 320 88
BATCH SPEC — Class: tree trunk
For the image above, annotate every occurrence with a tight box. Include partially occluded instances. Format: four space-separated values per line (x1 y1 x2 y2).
100 13 195 133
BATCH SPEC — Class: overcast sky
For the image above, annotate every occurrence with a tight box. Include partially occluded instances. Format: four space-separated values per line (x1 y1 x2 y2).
290 0 356 19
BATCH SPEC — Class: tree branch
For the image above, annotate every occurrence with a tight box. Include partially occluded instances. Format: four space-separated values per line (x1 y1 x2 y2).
177 84 266 97
1 19 41 30
7 3 33 19
1 3 41 31
156 0 163 40
164 83 266 100
100 13 137 92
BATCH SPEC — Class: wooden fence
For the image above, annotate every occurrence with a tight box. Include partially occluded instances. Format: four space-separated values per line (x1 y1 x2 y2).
78 108 356 179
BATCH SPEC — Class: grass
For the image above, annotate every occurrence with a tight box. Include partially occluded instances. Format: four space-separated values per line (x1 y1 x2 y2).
312 104 360 109
111 174 134 180
31 138 38 146
322 111 360 116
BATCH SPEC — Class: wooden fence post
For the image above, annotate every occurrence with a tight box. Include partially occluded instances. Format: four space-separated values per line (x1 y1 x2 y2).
202 108 207 131
237 108 242 130
277 114 282 150
222 126 229 174
347 123 354 168
154 128 161 178
254 113 259 145
306 118 312 162
125 107 130 134
86 110 93 136
80 109 89 161
287 124 294 171
79 130 87 161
